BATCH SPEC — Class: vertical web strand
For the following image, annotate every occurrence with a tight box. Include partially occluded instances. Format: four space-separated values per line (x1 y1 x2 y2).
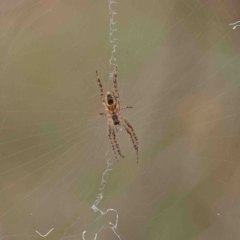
82 1 121 239
108 0 118 81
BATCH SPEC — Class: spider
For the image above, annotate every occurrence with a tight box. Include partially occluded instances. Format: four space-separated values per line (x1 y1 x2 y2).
96 66 138 163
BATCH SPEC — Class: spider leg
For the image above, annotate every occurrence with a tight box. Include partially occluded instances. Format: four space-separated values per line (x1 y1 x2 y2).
112 126 125 158
96 70 104 102
120 106 133 111
123 118 138 144
113 66 119 98
108 122 118 162
99 113 107 116
121 119 138 163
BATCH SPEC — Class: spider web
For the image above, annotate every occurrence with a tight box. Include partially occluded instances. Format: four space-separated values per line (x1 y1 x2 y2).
0 0 240 239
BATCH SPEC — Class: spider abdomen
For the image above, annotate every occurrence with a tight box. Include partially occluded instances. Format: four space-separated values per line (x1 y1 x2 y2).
112 114 119 125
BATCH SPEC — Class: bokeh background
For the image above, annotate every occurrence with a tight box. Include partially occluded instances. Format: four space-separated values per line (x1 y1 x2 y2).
0 0 240 239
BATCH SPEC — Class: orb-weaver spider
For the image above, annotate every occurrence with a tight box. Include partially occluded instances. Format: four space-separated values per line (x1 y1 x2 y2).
96 66 138 163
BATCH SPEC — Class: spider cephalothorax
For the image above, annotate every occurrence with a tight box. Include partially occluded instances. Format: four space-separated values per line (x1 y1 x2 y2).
112 114 119 125
96 66 138 163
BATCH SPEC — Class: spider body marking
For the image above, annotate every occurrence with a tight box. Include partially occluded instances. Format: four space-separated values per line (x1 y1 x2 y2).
105 91 117 110
96 66 138 163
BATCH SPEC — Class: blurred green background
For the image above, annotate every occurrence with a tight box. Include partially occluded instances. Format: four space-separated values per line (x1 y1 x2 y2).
0 0 240 239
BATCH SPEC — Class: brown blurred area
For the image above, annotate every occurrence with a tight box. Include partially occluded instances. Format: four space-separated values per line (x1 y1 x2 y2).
0 0 240 239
